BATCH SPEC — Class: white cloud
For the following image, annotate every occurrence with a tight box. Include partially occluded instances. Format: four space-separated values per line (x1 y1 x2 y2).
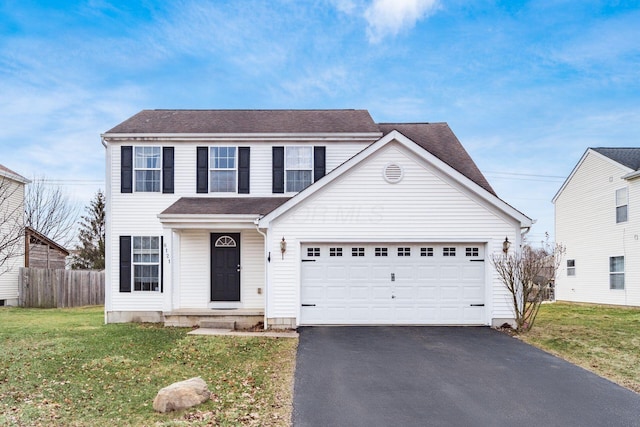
364 0 440 43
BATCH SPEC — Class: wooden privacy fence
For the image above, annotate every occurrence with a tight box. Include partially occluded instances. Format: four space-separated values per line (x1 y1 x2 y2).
19 268 105 308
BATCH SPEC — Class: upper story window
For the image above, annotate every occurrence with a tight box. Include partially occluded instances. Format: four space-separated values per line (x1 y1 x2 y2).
616 188 628 223
134 147 161 192
286 146 313 192
609 256 624 290
210 147 237 192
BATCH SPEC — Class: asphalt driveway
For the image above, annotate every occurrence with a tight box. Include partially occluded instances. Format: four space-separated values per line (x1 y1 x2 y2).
293 327 640 427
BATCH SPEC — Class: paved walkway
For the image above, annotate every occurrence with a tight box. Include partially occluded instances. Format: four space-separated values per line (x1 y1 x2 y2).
293 326 640 427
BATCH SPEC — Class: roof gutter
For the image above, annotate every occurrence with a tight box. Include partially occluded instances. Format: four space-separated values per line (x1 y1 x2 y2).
622 170 640 181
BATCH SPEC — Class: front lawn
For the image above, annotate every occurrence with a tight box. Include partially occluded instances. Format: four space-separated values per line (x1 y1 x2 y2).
520 302 640 393
0 306 297 426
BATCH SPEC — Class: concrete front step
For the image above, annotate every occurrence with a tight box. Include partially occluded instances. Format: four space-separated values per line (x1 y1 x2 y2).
163 309 264 329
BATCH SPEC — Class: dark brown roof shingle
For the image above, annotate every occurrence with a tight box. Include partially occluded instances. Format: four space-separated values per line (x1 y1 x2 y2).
106 109 381 134
160 197 292 216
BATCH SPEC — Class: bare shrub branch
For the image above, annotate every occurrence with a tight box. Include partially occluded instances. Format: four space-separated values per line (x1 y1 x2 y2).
24 177 80 248
491 234 565 332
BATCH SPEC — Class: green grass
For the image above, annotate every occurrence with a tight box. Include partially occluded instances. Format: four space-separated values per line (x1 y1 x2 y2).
520 302 640 393
0 306 297 426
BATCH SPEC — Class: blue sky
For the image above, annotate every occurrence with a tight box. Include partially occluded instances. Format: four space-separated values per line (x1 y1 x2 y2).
1 0 639 244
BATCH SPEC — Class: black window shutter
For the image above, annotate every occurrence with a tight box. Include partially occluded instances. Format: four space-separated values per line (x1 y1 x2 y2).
121 146 133 193
119 236 132 293
160 236 164 293
238 147 250 194
162 147 174 194
196 147 208 193
314 146 326 182
272 146 285 193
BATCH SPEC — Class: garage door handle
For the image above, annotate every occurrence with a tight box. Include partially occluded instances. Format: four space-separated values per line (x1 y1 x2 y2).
301 304 316 307
301 259 316 262
469 259 485 262
470 304 485 307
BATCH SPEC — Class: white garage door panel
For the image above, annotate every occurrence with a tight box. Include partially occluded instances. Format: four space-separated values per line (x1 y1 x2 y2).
300 243 486 325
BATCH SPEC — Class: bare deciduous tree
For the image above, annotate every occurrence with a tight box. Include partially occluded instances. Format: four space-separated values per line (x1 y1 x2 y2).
24 177 80 248
490 235 565 333
0 176 25 277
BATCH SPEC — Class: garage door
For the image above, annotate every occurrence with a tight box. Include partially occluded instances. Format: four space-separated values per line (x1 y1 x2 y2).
300 243 486 325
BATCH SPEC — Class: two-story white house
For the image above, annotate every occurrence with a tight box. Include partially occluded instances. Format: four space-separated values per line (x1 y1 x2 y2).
554 148 640 306
102 109 532 329
0 164 29 306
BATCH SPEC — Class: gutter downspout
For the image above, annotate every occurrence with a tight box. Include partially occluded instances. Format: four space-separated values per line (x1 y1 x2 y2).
254 218 269 330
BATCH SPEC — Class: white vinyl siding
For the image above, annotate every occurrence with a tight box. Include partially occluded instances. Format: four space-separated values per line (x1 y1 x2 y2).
0 177 25 303
555 151 640 306
267 142 519 325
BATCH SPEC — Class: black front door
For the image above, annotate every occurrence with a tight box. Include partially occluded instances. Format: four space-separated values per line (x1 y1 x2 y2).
211 233 241 301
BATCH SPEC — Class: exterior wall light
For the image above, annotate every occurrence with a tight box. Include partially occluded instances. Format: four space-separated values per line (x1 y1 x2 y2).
280 237 287 259
502 237 511 253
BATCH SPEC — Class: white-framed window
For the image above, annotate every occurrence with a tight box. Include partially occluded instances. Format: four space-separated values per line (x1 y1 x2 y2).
375 247 388 257
134 146 161 192
398 247 411 257
609 256 624 290
133 236 160 292
421 247 434 257
285 146 313 192
352 247 365 257
210 146 237 192
567 259 576 276
443 247 456 257
616 188 628 223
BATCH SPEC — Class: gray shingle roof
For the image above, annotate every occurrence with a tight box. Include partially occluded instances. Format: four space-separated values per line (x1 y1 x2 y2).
160 197 292 216
105 109 381 134
592 147 640 171
378 123 495 195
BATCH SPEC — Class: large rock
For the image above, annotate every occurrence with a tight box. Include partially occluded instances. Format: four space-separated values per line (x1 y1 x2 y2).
153 377 211 413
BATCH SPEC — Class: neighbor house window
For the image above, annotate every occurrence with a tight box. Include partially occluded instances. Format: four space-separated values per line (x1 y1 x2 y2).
134 146 161 192
133 236 160 291
210 147 237 192
286 146 313 192
609 256 624 290
616 188 628 223
567 259 576 276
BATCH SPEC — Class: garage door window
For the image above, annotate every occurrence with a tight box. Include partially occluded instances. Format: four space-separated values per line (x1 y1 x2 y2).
443 247 456 256
466 247 479 257
307 247 320 257
398 247 411 256
421 248 434 257
330 247 343 257
375 247 388 256
352 247 365 257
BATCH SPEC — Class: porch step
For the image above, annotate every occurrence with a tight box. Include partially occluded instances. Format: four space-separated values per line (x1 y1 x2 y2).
200 320 236 330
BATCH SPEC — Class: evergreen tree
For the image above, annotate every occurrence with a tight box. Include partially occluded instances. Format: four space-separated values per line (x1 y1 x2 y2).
71 190 105 270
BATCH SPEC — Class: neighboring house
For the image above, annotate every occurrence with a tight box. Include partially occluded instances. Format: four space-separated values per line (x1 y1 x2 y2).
102 109 532 328
554 148 640 306
25 226 70 269
0 164 29 306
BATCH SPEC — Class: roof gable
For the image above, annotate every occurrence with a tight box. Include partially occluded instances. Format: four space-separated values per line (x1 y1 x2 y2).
553 147 640 203
105 109 381 134
259 130 531 227
591 147 640 171
378 123 495 195
0 164 29 184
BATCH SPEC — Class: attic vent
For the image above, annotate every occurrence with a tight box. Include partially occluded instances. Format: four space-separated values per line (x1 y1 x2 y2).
383 163 404 183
